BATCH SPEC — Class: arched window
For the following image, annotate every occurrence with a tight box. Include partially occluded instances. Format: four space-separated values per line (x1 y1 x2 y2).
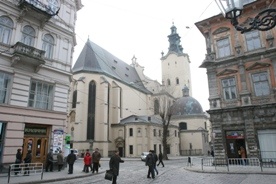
167 79 171 86
42 34 54 59
0 16 13 44
21 25 35 46
72 90 77 108
154 99 159 115
179 122 187 130
87 81 96 140
176 78 179 85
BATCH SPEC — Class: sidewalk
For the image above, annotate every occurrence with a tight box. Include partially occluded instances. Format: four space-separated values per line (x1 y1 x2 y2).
1 157 275 184
0 157 138 184
184 164 276 175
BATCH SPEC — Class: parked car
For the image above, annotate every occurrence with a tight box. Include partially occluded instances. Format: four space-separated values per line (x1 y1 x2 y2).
141 152 149 161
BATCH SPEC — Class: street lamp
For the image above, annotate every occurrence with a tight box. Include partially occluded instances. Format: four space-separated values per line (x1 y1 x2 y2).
215 0 276 33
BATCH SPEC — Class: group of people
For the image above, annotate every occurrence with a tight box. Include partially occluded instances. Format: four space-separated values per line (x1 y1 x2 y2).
14 149 32 175
145 150 165 179
82 148 102 173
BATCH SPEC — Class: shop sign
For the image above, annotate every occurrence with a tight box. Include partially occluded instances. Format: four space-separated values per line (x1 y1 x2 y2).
24 127 47 135
226 131 244 139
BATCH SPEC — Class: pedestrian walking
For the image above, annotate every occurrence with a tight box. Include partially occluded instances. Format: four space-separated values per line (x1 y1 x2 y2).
157 151 165 167
152 150 159 175
145 150 155 179
92 148 101 173
109 150 124 184
67 149 77 174
45 149 54 172
23 150 32 176
14 148 22 175
57 150 64 171
83 152 92 173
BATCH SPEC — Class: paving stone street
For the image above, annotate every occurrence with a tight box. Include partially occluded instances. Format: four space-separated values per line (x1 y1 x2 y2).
42 159 276 184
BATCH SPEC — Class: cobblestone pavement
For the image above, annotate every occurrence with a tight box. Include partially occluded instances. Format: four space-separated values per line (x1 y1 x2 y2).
43 159 276 184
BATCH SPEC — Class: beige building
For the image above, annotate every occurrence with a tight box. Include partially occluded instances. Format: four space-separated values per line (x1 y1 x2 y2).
70 24 210 157
0 0 82 169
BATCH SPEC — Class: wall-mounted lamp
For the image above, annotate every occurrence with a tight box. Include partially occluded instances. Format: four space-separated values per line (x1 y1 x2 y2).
215 0 276 33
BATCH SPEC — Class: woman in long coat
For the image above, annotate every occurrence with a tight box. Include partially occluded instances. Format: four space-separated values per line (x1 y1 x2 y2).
109 150 124 184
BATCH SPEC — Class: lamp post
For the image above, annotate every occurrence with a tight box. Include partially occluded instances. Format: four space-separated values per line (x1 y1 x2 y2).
215 0 276 33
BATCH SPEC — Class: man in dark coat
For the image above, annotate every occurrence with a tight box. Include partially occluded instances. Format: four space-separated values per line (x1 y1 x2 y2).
45 149 54 172
92 148 101 173
23 150 32 175
109 150 124 184
145 150 155 179
14 148 22 175
66 149 77 174
57 150 64 171
152 150 158 175
157 151 164 167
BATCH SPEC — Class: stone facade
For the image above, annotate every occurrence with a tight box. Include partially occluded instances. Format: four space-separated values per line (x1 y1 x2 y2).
196 0 276 160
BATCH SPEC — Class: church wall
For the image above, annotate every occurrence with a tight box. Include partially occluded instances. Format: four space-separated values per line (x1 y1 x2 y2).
71 72 152 156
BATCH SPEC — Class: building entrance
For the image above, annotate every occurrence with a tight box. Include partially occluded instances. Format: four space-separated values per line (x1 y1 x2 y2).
23 125 51 164
225 130 246 158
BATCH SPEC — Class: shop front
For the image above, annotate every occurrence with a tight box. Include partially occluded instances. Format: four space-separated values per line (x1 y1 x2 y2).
23 125 51 164
225 130 246 159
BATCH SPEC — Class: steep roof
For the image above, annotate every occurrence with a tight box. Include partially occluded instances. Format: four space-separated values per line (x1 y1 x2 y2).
72 39 151 94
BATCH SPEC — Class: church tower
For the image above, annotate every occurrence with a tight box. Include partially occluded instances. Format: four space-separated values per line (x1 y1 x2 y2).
161 23 192 98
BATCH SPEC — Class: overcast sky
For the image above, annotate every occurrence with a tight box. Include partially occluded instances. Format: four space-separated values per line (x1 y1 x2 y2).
73 0 221 111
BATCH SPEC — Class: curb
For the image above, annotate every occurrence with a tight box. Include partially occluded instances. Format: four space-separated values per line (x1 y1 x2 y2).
184 168 276 175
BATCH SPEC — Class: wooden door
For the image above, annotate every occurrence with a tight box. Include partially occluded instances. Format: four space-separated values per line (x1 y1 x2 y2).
23 137 48 164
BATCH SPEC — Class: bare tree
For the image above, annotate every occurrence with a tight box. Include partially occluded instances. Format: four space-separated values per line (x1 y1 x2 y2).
156 93 174 160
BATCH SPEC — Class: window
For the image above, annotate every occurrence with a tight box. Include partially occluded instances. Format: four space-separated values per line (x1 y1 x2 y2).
176 78 179 85
129 128 133 136
0 71 11 104
72 90 77 108
153 129 156 137
166 144 170 154
245 30 261 51
21 25 35 46
179 122 187 130
87 81 96 140
0 16 13 44
252 72 270 96
0 122 6 158
217 38 231 58
28 80 54 110
42 34 54 59
159 130 161 137
154 99 159 115
129 145 133 154
167 130 170 137
222 78 237 100
175 130 177 137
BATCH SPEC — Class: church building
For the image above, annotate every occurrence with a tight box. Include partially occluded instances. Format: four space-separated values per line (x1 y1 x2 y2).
69 24 210 157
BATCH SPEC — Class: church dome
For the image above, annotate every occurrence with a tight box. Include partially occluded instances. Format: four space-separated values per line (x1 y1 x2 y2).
171 86 203 115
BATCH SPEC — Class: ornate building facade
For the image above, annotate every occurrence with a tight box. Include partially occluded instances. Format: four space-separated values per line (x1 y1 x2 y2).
0 0 82 169
195 0 276 161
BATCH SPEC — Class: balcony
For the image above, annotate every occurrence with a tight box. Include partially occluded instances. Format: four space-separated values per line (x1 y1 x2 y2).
11 42 45 72
18 0 58 24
